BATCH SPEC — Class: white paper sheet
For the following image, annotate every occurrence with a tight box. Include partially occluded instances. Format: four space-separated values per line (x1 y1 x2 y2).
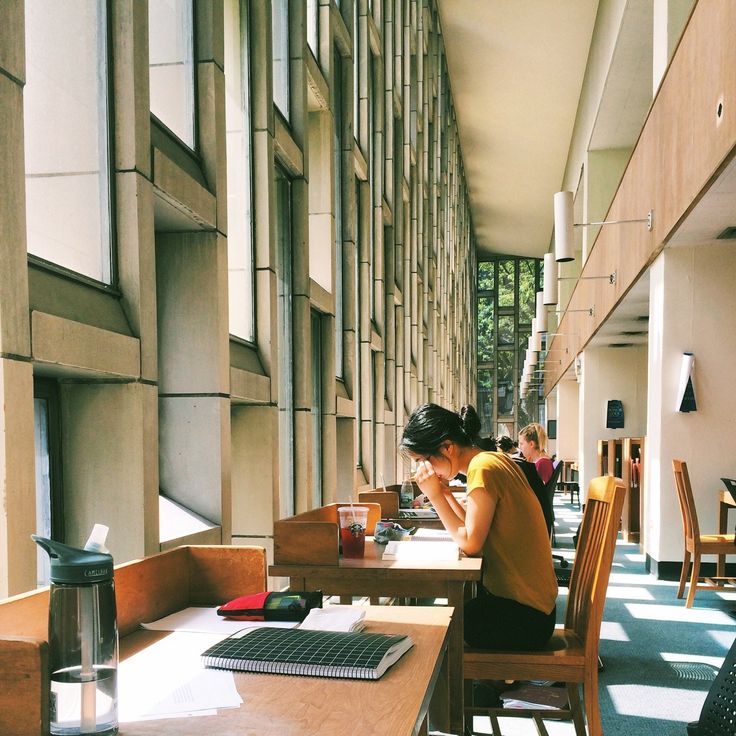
299 606 365 632
118 631 242 723
141 606 298 634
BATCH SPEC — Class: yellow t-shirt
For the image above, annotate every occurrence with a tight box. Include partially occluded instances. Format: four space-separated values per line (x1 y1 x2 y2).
466 451 558 614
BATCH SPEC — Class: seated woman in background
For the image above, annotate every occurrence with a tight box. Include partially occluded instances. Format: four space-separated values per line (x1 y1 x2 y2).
497 435 519 457
400 403 557 651
518 422 554 485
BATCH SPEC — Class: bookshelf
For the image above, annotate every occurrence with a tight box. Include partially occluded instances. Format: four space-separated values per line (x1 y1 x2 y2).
597 437 644 544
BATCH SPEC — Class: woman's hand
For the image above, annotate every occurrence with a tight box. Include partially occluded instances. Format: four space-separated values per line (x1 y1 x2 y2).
413 460 444 502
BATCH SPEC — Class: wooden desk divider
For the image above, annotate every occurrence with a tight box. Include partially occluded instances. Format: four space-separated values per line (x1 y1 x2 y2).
0 544 267 736
358 490 400 518
273 502 382 566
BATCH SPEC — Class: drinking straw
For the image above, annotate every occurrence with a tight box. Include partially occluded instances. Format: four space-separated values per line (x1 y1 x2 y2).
379 472 388 492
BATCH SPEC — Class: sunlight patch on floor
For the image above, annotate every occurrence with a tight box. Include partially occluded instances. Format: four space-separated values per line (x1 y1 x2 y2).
606 684 706 721
608 572 676 587
599 620 630 641
709 629 736 649
469 715 576 735
624 603 734 625
605 585 654 600
660 651 725 668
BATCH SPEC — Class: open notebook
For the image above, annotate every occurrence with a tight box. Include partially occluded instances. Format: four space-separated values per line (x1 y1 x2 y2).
201 627 413 680
381 539 460 561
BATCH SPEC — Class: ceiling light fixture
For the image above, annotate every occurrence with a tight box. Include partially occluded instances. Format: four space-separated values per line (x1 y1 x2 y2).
553 190 653 262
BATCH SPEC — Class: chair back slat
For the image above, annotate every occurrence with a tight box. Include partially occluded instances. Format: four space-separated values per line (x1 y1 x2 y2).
673 459 700 541
564 476 625 661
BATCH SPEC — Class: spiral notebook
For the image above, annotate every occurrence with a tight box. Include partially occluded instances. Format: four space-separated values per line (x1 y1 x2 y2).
201 627 413 680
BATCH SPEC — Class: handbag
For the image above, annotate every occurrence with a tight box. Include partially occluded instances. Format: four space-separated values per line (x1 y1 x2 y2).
216 590 323 622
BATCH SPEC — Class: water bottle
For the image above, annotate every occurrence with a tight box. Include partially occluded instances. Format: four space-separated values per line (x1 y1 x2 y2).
399 478 415 509
33 525 119 735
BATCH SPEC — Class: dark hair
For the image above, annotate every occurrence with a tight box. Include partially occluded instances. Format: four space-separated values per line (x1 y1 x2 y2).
497 436 516 453
399 403 494 455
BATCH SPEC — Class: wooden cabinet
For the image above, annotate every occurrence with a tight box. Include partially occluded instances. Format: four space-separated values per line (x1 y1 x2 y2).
597 437 644 545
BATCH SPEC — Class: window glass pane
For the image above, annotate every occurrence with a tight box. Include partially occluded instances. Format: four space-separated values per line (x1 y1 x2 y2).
334 52 344 378
353 2 359 141
24 0 112 283
311 311 323 506
307 0 318 56
497 421 513 440
478 262 494 292
34 397 51 586
477 296 494 363
498 315 514 346
275 167 294 515
518 259 536 324
498 260 515 307
225 0 255 342
272 0 290 118
477 369 494 437
149 0 195 147
497 350 514 415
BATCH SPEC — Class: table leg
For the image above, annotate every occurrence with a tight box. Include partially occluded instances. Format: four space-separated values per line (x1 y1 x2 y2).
718 501 729 577
446 582 466 735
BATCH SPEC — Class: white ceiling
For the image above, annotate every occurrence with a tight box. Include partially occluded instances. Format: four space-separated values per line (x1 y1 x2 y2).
437 0 600 259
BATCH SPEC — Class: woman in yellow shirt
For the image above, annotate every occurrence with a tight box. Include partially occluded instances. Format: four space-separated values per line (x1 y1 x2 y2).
400 403 557 650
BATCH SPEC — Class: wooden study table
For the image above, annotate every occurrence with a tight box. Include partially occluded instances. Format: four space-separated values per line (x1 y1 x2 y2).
270 539 482 735
118 605 452 736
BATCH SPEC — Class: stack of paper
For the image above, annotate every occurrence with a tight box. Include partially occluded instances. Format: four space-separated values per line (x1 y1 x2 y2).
501 684 569 710
382 540 460 561
299 606 366 632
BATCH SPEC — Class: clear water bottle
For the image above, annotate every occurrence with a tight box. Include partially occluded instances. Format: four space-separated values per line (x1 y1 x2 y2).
399 478 415 509
33 525 119 735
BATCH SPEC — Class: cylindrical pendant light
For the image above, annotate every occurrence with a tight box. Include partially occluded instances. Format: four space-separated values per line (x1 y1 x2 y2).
554 191 575 262
536 292 547 333
543 253 558 305
532 329 542 353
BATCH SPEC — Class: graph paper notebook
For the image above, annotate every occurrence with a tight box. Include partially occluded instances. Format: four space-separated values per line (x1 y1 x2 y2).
201 627 413 680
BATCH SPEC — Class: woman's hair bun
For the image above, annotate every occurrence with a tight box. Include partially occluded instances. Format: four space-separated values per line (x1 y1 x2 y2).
459 405 481 439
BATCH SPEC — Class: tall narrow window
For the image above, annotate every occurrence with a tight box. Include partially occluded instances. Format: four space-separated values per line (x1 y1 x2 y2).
353 1 359 142
225 0 255 342
272 0 290 119
24 0 113 284
149 0 195 148
275 167 295 516
307 0 319 57
311 310 323 507
33 379 63 586
368 55 376 322
354 177 363 467
334 52 344 379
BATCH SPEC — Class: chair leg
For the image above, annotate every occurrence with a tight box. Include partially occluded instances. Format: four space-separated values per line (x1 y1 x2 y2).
686 554 700 608
566 683 586 736
677 550 690 599
583 664 603 736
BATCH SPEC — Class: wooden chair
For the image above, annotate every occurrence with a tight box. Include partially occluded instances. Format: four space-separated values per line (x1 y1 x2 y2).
672 459 736 608
464 475 625 736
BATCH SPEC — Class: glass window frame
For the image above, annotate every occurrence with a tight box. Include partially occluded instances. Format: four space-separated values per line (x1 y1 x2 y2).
24 0 117 288
148 0 198 151
225 0 256 344
271 0 291 120
334 48 345 379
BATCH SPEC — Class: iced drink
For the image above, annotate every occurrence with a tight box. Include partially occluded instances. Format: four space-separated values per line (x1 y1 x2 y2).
337 506 369 558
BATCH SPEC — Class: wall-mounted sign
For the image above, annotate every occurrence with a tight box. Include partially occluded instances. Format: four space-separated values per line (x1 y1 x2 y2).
606 400 624 429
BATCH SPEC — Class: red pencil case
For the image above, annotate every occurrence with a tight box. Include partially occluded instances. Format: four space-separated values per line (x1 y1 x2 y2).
216 591 323 621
